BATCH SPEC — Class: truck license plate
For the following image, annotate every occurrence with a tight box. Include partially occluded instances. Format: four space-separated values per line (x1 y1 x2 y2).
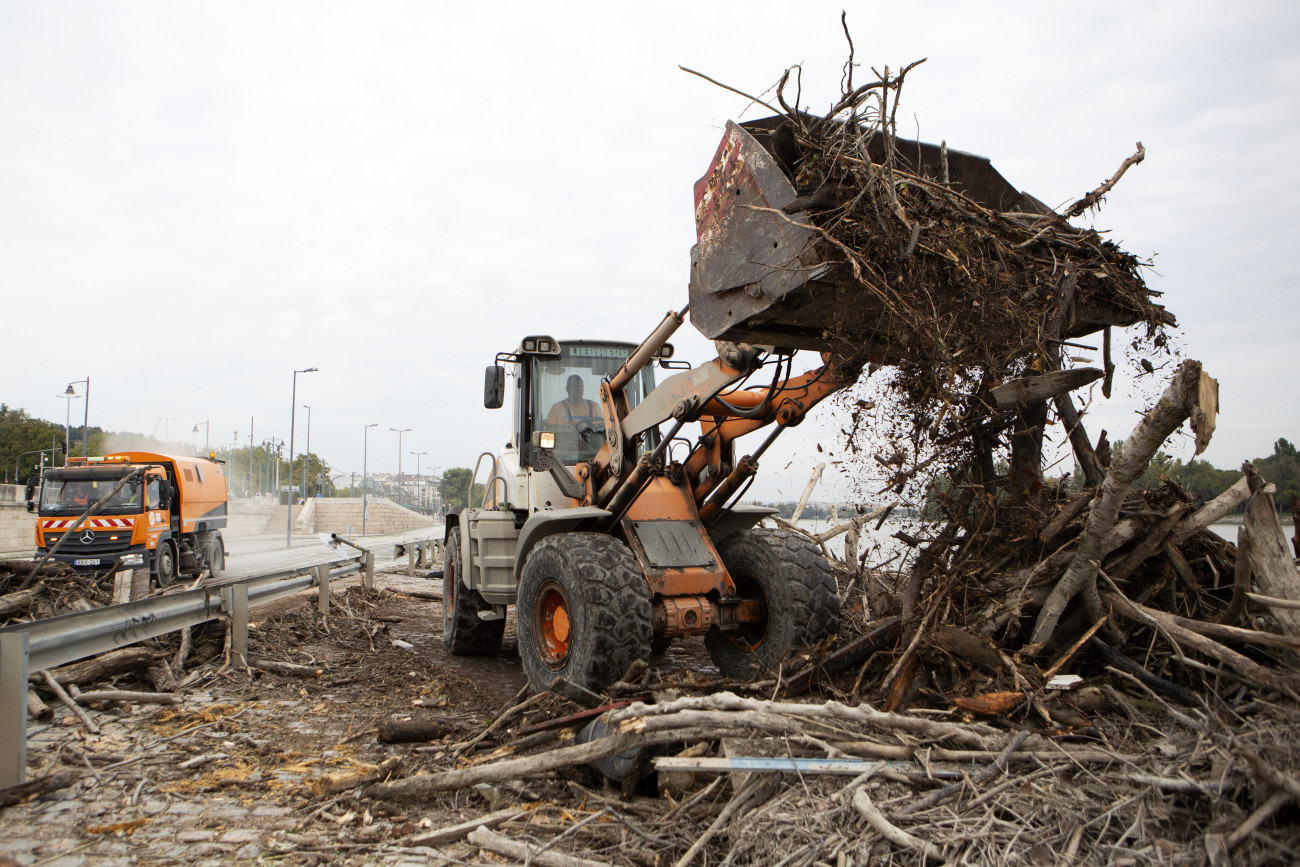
74 558 100 566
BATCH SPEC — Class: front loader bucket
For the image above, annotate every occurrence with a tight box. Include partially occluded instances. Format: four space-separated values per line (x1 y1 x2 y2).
687 117 1051 353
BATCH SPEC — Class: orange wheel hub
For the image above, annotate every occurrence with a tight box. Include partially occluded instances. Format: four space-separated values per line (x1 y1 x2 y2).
535 580 572 668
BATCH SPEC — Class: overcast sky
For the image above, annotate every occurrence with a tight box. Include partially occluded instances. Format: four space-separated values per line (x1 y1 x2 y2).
3 1 1297 502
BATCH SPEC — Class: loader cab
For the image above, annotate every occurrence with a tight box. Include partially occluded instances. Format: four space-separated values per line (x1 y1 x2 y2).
487 336 670 468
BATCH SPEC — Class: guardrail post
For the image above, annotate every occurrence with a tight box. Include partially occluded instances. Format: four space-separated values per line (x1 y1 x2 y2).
230 585 249 665
1 632 31 786
363 552 375 590
316 564 330 615
407 544 416 577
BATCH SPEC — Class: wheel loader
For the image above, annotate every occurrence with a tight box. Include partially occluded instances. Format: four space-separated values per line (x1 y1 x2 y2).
446 117 1048 693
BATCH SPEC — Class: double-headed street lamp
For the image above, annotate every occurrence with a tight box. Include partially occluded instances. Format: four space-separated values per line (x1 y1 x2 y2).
287 367 319 546
58 391 82 466
65 378 89 458
192 420 210 453
390 428 411 482
301 404 312 500
410 450 427 506
363 423 378 535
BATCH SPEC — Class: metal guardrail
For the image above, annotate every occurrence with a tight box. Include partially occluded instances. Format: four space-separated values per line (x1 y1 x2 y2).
0 533 437 787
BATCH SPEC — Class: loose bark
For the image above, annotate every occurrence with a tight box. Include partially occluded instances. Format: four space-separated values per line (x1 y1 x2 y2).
1032 360 1211 645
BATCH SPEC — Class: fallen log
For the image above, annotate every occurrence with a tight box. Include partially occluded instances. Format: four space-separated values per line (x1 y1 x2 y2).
27 688 51 720
991 368 1103 411
0 771 81 809
33 647 158 688
852 787 945 862
1242 464 1300 636
1032 360 1214 644
40 670 100 734
377 719 456 744
1171 476 1250 545
404 807 527 847
0 583 45 618
368 724 772 800
1104 592 1300 695
467 826 613 867
606 693 1009 751
72 690 182 706
249 659 323 678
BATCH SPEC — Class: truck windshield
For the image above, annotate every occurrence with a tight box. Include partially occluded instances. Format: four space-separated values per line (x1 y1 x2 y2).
533 342 659 464
39 476 145 516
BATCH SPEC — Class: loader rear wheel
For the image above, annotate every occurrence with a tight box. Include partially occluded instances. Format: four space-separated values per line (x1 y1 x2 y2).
154 541 178 589
517 533 652 694
704 527 840 680
442 527 505 655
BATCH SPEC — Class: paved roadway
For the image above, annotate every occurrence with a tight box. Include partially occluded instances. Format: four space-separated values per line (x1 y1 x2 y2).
212 525 446 585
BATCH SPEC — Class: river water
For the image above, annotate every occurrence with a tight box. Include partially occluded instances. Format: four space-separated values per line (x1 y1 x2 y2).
793 516 1241 567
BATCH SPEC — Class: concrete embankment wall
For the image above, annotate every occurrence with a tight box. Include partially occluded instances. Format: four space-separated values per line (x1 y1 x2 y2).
0 489 435 557
0 486 33 557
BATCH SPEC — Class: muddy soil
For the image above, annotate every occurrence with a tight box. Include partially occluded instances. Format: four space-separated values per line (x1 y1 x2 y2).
3 563 713 866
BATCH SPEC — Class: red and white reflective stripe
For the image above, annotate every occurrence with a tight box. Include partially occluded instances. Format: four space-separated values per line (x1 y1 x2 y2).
41 518 134 530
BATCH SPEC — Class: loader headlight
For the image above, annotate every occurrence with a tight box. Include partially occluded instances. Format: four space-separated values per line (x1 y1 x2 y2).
533 431 556 450
120 553 144 566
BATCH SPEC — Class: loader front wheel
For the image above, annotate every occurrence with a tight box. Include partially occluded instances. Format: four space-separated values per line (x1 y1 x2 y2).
517 533 652 694
442 527 505 655
705 527 840 680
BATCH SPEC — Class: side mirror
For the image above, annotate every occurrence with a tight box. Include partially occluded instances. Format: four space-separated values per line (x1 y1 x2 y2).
484 365 506 409
24 477 38 503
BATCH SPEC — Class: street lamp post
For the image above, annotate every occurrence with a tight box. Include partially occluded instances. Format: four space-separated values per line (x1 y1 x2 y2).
58 391 82 466
287 367 319 546
192 420 210 453
157 417 176 448
410 450 427 507
363 423 378 535
301 404 312 500
390 428 410 503
65 378 90 458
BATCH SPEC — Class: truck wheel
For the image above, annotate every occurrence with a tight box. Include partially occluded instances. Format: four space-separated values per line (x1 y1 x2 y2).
155 541 178 588
517 533 652 694
205 537 224 580
442 527 504 655
704 527 840 680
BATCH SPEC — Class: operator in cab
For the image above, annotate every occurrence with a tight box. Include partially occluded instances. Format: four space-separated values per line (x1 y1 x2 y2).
545 374 603 460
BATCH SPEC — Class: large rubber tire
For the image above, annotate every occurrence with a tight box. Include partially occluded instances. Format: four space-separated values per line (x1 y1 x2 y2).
705 527 840 680
517 533 652 694
154 540 178 589
442 527 505 655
